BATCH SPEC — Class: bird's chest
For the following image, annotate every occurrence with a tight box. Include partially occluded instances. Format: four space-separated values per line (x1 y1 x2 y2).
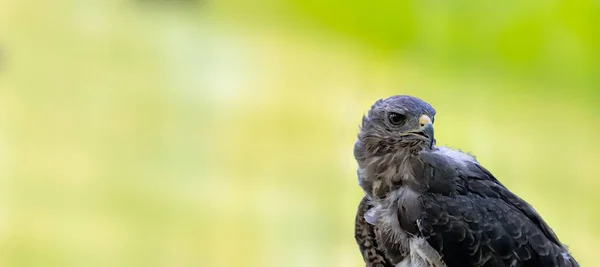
366 187 421 261
367 188 446 267
368 186 423 233
372 222 446 267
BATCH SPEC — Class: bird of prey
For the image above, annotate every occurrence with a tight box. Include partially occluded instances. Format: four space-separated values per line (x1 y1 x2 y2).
353 95 579 267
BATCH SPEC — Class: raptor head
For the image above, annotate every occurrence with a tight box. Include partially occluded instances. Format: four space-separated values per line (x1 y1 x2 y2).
354 95 436 165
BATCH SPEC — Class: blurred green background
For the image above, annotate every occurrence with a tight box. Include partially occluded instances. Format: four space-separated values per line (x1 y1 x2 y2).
0 0 598 266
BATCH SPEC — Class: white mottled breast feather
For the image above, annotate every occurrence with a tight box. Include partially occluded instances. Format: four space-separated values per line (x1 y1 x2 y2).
369 186 420 242
396 237 446 267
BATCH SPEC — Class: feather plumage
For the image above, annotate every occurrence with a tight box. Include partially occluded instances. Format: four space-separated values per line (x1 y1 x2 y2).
353 95 579 267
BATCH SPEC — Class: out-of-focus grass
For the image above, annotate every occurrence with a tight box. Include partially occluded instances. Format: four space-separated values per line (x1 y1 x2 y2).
0 1 598 267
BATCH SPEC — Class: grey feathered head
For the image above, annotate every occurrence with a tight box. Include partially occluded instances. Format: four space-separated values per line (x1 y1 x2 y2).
354 95 437 164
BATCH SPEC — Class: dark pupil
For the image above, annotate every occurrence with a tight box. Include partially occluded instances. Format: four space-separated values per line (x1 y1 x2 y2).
388 113 405 125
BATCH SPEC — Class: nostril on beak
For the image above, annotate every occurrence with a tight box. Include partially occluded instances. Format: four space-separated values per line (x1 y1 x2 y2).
419 115 432 128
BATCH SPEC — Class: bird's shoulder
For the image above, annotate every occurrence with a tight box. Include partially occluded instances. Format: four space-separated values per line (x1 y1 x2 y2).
415 146 578 267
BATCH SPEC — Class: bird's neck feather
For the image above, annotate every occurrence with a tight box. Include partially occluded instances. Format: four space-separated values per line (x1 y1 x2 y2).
356 140 428 199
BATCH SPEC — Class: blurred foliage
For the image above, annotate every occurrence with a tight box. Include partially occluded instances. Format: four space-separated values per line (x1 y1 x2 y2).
289 0 600 93
0 0 598 266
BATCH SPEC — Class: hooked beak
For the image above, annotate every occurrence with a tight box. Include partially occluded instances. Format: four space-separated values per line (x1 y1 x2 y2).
419 115 434 149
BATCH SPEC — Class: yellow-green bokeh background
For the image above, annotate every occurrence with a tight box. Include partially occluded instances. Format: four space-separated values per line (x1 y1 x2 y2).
1 0 599 266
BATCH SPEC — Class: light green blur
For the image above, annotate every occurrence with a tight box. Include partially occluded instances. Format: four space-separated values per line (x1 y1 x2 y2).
0 0 598 266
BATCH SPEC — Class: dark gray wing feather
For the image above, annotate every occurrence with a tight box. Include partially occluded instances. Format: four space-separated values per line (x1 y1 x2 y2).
417 150 579 267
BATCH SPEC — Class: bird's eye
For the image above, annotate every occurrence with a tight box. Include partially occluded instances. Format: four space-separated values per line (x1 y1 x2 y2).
388 112 406 125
